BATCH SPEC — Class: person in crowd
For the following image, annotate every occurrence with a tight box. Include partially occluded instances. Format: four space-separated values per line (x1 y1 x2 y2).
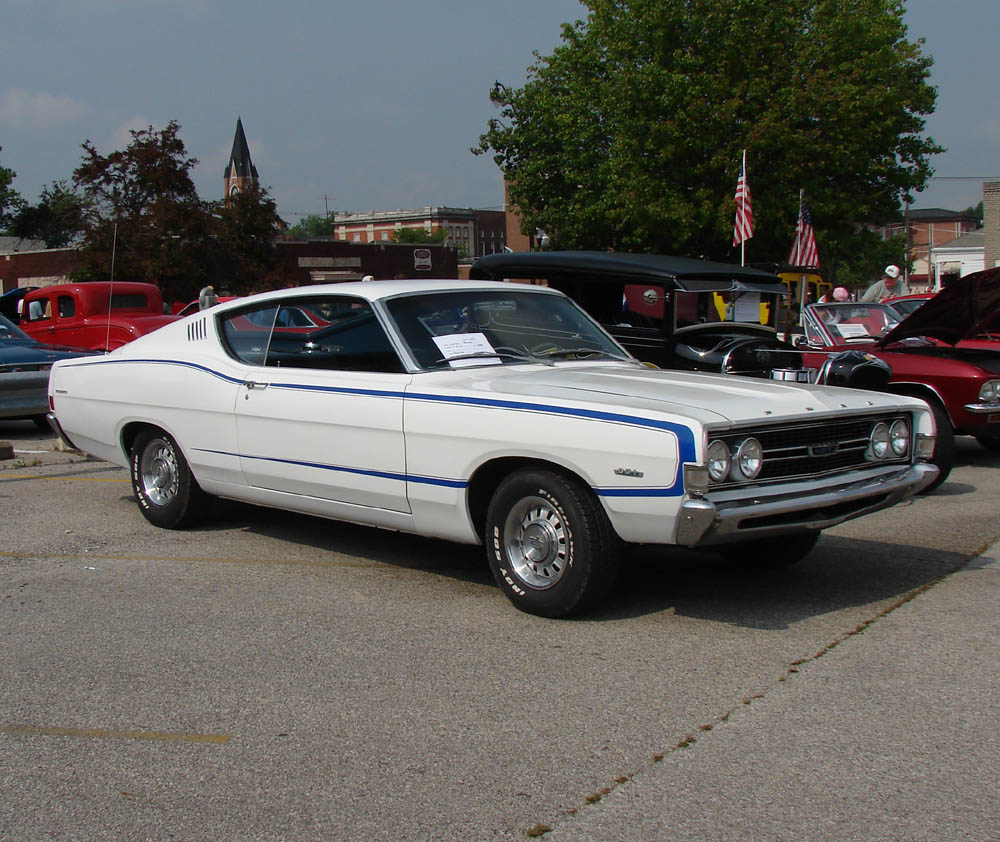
833 286 850 302
861 265 908 302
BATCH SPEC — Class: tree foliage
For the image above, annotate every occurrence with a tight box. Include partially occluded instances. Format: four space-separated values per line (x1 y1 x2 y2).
71 121 283 301
477 0 942 276
286 213 336 239
391 227 449 245
0 147 24 231
9 181 89 248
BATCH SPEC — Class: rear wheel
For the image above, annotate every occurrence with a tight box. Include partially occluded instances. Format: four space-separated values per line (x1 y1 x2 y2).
720 531 820 569
485 469 620 617
130 429 213 528
922 402 954 493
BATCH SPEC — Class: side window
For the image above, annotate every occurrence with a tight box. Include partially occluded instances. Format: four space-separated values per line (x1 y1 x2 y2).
27 298 52 322
220 304 278 366
58 296 75 318
264 296 403 373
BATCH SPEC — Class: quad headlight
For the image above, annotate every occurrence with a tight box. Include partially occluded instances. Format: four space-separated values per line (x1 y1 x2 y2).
889 419 910 457
705 437 764 483
732 437 763 481
867 418 910 461
706 439 731 482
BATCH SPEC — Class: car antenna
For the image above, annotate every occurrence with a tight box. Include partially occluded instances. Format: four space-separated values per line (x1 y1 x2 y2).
105 222 117 354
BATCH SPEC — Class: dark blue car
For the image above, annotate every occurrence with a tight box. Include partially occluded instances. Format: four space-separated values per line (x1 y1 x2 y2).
0 313 97 429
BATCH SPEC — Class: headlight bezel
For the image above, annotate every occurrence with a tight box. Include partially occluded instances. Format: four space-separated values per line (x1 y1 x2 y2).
889 418 910 457
706 439 731 483
731 437 763 481
978 379 1000 405
869 421 891 460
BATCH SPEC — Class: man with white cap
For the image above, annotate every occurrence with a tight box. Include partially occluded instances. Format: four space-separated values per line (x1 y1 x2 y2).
861 264 908 302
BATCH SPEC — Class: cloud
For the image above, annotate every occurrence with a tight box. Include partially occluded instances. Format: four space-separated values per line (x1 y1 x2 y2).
108 117 159 151
0 89 90 128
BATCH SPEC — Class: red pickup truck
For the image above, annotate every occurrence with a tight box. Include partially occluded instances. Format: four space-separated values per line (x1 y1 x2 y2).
19 282 178 351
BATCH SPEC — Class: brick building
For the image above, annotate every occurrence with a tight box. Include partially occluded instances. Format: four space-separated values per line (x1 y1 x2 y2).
333 206 505 259
984 181 1000 272
0 242 78 294
872 208 979 287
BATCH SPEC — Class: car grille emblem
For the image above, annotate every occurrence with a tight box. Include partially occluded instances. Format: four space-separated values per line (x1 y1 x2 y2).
808 441 839 457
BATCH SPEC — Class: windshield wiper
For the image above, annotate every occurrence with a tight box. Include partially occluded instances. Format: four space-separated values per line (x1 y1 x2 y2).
533 347 629 361
426 350 554 369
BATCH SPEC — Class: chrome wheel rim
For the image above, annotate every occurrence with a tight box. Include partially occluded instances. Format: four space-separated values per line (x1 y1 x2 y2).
502 495 568 589
140 438 179 507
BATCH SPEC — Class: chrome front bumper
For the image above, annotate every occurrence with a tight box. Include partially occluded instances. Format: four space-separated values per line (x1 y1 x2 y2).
675 462 938 547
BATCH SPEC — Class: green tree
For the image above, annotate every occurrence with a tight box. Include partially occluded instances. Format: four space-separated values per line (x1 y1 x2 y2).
960 201 984 228
9 180 89 247
830 231 909 292
71 121 282 301
286 213 336 239
0 147 24 231
391 227 448 245
73 121 207 295
477 0 942 275
205 183 285 295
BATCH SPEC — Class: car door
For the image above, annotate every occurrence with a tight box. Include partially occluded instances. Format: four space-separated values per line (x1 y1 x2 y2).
223 295 412 513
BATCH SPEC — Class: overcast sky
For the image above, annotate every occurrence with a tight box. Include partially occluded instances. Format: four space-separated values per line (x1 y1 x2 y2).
2 0 997 225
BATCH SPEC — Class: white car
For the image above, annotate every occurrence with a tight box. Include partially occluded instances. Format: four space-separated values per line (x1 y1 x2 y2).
48 280 938 617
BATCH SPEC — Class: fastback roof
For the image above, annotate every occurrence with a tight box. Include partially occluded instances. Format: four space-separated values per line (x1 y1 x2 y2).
470 251 789 294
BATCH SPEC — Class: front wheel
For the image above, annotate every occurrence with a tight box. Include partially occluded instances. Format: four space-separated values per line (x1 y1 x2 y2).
485 469 620 618
130 429 213 529
922 402 954 493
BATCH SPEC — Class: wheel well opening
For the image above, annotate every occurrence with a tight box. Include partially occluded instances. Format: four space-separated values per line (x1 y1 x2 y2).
120 421 160 460
467 458 589 541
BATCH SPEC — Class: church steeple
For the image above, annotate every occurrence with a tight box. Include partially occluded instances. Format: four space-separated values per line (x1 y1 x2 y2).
223 117 259 200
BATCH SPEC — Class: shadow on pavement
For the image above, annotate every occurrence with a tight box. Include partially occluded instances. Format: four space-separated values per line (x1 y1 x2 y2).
196 499 972 630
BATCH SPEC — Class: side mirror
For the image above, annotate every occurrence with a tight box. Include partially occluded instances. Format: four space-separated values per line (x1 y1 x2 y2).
792 333 809 348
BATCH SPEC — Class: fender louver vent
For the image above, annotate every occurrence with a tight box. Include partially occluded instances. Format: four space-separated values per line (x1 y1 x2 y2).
187 318 207 341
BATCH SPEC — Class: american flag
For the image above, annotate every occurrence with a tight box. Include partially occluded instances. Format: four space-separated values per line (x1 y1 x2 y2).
788 195 820 267
732 155 753 246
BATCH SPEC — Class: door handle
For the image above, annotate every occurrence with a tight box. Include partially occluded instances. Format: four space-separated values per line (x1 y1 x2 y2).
244 380 269 390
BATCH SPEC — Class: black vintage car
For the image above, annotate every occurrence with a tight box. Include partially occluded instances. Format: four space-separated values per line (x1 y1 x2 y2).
470 251 890 390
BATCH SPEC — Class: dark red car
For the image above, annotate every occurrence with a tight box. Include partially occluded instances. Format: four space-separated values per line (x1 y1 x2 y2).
19 282 178 351
801 268 1000 486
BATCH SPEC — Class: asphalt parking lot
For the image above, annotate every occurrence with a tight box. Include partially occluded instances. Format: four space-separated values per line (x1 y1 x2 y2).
2 420 998 841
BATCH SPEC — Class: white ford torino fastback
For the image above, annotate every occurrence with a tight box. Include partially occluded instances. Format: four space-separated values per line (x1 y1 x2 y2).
48 280 938 616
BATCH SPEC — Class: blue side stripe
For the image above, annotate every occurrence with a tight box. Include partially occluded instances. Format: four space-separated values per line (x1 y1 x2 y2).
69 357 694 497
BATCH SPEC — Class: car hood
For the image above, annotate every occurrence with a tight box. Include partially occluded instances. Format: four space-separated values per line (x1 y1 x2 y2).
455 364 908 428
0 342 97 366
880 267 1000 346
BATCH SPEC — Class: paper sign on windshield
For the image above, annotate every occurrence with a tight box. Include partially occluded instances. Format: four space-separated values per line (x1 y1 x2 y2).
432 332 502 367
836 323 870 339
734 293 761 322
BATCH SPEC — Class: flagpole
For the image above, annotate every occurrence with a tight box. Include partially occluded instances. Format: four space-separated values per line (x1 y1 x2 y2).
740 150 747 267
796 189 807 315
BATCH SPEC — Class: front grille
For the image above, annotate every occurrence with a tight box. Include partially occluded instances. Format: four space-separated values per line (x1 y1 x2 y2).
709 414 912 486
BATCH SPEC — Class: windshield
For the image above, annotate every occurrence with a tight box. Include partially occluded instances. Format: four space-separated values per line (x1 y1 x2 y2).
384 289 631 369
809 303 900 341
0 314 31 341
674 290 783 330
